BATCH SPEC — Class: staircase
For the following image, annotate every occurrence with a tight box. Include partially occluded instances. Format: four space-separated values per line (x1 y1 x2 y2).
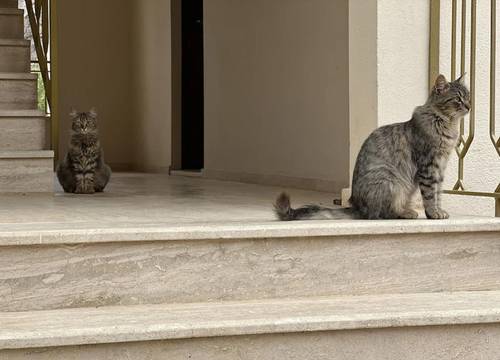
0 0 53 193
1 219 500 359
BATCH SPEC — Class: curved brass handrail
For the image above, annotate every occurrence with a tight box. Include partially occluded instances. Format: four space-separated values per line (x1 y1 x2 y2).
25 0 51 109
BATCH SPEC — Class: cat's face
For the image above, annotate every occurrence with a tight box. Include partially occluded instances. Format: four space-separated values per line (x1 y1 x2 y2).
70 109 98 134
431 75 471 118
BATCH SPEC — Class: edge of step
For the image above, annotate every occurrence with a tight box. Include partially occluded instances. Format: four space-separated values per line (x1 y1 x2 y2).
0 39 29 47
1 291 500 350
0 8 23 15
0 150 54 159
0 109 47 118
0 216 499 247
0 72 37 80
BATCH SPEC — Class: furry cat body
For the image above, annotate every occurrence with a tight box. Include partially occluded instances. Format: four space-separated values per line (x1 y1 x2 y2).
275 75 470 220
57 109 112 194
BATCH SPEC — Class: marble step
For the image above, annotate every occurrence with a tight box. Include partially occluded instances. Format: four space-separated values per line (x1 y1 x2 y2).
0 0 18 8
0 110 48 151
0 218 499 312
0 9 24 39
0 39 30 73
1 291 500 359
0 73 38 110
0 150 53 193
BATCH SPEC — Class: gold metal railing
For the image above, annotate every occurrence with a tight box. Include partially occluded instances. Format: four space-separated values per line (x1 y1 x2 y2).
430 0 500 217
24 0 59 162
25 0 51 108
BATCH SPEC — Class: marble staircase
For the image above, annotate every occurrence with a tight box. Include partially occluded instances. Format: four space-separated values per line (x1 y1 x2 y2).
1 218 500 359
0 0 53 192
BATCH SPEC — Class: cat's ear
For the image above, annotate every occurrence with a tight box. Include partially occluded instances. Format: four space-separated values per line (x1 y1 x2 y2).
69 108 78 118
455 73 466 84
434 74 450 95
89 107 98 118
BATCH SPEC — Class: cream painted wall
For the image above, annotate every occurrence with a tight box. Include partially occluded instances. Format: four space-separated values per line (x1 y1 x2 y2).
56 0 137 169
203 0 350 193
348 0 378 181
132 0 172 173
56 0 172 172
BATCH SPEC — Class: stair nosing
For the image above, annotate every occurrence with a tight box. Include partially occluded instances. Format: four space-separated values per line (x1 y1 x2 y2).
0 39 30 47
1 291 500 350
0 8 23 15
0 72 37 80
0 216 498 247
0 110 47 118
0 150 54 159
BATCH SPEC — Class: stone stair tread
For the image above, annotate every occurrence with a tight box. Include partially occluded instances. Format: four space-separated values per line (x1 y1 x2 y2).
0 8 22 14
0 216 498 247
0 39 29 46
0 150 54 159
1 291 500 350
0 0 18 9
0 109 46 117
0 72 37 80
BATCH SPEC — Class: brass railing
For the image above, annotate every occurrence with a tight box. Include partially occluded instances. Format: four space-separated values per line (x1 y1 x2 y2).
24 0 59 161
430 0 500 217
25 0 50 108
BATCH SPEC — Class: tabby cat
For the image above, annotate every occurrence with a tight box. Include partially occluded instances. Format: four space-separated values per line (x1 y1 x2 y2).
56 109 112 194
275 75 470 220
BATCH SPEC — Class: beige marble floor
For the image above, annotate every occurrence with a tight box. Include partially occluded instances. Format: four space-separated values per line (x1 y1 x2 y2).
0 172 338 226
0 173 499 245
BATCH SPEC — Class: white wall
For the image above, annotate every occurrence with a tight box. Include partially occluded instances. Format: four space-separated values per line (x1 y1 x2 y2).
377 0 430 127
203 0 350 193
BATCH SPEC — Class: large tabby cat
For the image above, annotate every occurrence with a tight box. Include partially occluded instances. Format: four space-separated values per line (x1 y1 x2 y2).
275 75 470 220
56 109 112 194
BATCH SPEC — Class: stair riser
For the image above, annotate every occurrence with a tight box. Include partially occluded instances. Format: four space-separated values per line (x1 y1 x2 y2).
0 13 23 39
0 157 52 192
0 117 48 150
0 78 37 110
0 45 30 73
1 231 499 312
1 324 499 359
0 0 18 8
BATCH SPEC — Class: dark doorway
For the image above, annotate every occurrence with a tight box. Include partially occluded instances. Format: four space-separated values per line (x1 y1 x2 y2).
181 0 204 170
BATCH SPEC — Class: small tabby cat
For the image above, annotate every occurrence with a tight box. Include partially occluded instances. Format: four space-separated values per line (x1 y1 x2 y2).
275 74 470 220
57 109 112 194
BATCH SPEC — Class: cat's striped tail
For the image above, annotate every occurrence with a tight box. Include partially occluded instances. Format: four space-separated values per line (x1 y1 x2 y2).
273 192 353 221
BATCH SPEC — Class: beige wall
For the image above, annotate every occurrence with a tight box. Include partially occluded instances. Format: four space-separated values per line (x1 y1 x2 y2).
203 0 350 192
56 0 172 172
348 0 378 182
132 0 172 173
57 0 350 189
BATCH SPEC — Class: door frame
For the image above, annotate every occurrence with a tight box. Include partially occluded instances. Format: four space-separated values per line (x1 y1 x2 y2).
170 0 182 171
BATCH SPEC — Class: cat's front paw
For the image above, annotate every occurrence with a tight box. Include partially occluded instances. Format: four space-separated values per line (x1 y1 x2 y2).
425 208 449 219
399 209 419 219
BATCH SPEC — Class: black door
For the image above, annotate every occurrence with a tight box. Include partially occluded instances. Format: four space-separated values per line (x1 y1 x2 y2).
181 0 204 170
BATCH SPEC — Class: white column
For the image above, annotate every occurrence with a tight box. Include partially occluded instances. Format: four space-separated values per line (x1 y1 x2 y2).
346 0 429 205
